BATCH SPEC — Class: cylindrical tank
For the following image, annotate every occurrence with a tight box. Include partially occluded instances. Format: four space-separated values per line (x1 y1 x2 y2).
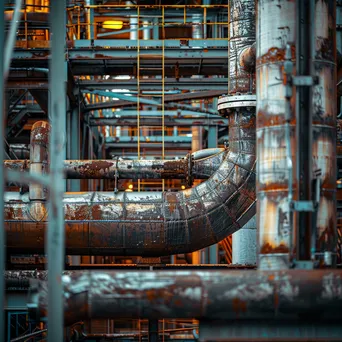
256 0 336 269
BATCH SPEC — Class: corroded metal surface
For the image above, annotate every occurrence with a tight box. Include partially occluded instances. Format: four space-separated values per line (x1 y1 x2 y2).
64 158 190 180
4 159 29 172
4 111 255 256
19 270 342 325
3 149 225 180
29 121 50 202
229 0 256 93
256 0 336 268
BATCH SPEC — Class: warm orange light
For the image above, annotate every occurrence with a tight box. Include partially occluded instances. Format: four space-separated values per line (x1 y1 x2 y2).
128 184 133 189
102 21 123 30
181 185 186 190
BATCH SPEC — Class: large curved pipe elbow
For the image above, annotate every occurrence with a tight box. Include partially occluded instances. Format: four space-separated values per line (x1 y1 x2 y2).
5 110 255 256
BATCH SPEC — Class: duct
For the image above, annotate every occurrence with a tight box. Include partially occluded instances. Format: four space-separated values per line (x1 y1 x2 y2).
256 0 337 269
229 0 255 94
19 269 342 325
3 148 226 181
4 108 255 256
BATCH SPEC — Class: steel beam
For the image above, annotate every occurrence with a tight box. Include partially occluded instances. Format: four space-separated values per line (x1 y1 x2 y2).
89 117 227 127
105 136 192 143
48 0 66 340
79 78 228 91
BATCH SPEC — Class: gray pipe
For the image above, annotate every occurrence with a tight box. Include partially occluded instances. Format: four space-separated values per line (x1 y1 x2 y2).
3 148 226 180
4 110 255 256
29 121 50 201
256 0 337 269
18 269 342 325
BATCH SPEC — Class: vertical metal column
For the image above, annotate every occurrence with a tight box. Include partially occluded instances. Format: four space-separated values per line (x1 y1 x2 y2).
0 0 5 338
70 106 80 191
148 320 159 342
295 0 314 261
48 0 66 340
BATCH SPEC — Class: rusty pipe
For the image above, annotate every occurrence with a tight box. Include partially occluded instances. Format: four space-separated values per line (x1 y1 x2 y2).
27 121 50 222
17 269 342 325
29 121 50 201
3 148 226 181
229 0 256 94
4 110 255 256
256 0 337 269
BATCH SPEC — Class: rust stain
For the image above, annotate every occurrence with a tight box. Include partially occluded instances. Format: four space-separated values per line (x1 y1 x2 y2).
232 298 247 315
260 243 289 254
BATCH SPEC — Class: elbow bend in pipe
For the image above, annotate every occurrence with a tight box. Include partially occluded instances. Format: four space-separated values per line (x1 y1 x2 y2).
5 112 255 256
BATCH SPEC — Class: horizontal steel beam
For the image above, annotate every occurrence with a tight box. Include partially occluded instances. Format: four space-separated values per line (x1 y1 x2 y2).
72 39 228 49
89 117 227 127
105 135 191 143
105 142 191 149
79 78 229 91
89 110 222 117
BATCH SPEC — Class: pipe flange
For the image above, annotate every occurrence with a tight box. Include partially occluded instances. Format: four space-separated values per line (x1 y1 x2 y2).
217 94 256 117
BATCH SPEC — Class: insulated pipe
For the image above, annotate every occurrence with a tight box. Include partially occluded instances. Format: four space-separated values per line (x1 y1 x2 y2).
228 0 255 94
29 121 50 201
4 111 255 256
19 270 342 325
3 148 226 180
256 0 337 269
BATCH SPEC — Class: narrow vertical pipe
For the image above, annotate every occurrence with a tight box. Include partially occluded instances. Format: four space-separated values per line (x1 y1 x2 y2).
295 0 314 261
30 121 51 201
70 106 80 191
143 20 150 40
127 1 138 40
0 0 5 339
153 17 159 39
232 216 257 265
48 0 66 341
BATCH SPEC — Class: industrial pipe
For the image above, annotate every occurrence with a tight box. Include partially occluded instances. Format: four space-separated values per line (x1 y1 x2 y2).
29 121 50 201
219 0 257 267
4 109 255 256
229 0 255 94
16 269 342 325
3 148 226 180
256 0 337 269
28 121 50 222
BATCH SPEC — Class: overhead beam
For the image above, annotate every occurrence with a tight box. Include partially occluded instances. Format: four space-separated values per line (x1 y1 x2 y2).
89 117 227 127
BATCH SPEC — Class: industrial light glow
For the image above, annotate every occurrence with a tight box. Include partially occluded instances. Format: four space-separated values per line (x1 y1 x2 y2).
102 21 123 30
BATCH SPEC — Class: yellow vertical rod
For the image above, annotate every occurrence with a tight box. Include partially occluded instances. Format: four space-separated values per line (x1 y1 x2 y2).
183 6 186 24
162 5 165 39
77 7 80 40
137 5 141 192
